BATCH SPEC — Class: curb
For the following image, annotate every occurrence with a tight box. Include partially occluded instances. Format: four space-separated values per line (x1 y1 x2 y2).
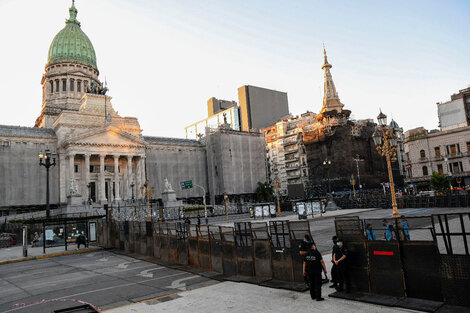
0 247 103 265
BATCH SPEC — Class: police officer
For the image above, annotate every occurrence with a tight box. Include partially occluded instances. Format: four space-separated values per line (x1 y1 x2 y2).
330 236 339 289
303 241 327 301
333 238 348 292
299 234 313 256
382 219 395 241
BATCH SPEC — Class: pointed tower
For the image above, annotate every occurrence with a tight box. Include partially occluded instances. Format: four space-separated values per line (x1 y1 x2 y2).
320 48 344 114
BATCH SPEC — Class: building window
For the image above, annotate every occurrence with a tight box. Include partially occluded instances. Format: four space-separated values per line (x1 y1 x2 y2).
77 80 81 92
84 80 88 92
467 142 470 152
90 165 100 173
104 165 115 173
447 144 457 155
434 147 441 157
420 150 426 158
74 164 79 173
55 80 60 92
422 166 428 176
70 79 74 91
49 81 54 93
437 164 444 175
62 79 67 92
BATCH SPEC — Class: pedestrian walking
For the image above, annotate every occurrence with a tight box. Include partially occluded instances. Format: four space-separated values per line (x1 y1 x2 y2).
196 215 201 226
382 219 395 241
303 241 327 301
365 224 376 240
333 238 348 292
400 215 410 241
329 236 339 289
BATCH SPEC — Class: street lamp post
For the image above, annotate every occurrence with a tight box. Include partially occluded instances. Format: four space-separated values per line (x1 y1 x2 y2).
372 111 400 218
38 149 56 218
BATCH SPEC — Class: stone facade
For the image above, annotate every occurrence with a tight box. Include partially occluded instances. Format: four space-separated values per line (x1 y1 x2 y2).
404 126 470 190
0 3 268 216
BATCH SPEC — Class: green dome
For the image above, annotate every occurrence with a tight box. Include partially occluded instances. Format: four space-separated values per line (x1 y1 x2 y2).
47 2 97 70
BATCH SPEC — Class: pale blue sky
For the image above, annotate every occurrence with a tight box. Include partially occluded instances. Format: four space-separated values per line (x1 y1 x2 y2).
0 0 468 137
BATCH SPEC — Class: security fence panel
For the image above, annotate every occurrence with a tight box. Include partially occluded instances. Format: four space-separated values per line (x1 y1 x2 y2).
234 222 254 277
160 223 170 263
221 226 237 276
270 221 294 282
167 224 179 264
128 222 135 253
367 240 404 297
175 222 188 265
335 217 370 293
251 222 272 279
139 222 147 255
188 224 200 268
209 226 224 273
197 225 212 271
288 221 311 283
400 241 442 301
432 213 470 255
124 221 130 252
152 222 162 259
440 254 470 307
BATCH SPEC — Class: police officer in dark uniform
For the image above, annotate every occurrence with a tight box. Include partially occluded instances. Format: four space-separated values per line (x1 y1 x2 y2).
330 236 339 289
333 238 348 292
299 234 314 286
303 241 327 301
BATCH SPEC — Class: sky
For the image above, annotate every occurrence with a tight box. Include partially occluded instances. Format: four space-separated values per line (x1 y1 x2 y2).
0 0 469 138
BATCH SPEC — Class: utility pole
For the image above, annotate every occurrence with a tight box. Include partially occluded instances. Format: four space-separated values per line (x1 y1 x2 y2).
275 181 281 217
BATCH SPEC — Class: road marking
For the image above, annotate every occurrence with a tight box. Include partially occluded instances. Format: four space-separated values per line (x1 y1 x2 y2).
136 267 165 278
2 272 188 313
98 257 108 262
117 261 134 269
86 253 96 257
165 276 199 291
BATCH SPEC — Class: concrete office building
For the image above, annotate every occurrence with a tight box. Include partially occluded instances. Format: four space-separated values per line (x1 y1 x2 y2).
238 85 289 132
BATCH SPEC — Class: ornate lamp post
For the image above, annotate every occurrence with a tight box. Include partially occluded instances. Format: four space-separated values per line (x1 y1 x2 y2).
38 149 56 218
372 111 400 218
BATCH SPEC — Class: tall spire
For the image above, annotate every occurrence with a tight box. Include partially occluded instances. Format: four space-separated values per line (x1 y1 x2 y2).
66 0 80 26
320 47 343 114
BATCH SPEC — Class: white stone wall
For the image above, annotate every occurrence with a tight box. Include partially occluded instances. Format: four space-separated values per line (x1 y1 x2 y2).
0 136 59 209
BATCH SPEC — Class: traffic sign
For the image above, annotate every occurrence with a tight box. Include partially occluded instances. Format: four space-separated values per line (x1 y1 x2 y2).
180 180 193 190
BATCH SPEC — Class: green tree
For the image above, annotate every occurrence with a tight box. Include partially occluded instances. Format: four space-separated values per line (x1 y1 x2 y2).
255 182 273 202
430 172 449 192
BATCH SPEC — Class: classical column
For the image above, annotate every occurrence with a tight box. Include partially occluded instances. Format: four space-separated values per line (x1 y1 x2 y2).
127 155 133 200
99 154 106 202
114 155 121 201
68 153 75 194
136 157 142 199
59 153 66 203
141 157 146 197
84 154 90 201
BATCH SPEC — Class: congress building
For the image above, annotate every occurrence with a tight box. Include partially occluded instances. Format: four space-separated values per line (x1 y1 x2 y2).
0 2 266 217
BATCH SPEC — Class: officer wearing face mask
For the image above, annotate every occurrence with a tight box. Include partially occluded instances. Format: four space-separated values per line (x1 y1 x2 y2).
333 238 348 292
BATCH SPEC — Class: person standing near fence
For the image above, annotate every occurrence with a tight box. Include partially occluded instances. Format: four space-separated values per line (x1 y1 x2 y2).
382 219 395 241
303 241 327 301
333 238 348 292
366 224 376 240
330 236 339 289
400 215 410 240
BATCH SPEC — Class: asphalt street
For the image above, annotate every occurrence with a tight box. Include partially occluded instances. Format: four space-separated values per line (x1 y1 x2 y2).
0 251 218 312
